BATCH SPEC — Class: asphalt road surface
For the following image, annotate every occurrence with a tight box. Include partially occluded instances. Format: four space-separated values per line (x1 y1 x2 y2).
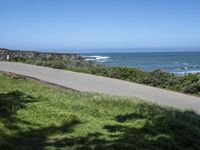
1 61 200 112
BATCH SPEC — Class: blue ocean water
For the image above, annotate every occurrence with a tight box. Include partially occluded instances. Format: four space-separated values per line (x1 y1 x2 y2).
82 52 200 74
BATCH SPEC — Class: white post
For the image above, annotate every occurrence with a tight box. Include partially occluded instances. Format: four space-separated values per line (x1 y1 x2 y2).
6 55 9 60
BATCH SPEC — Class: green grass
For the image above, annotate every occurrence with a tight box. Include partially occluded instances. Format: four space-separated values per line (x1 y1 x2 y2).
1 75 200 150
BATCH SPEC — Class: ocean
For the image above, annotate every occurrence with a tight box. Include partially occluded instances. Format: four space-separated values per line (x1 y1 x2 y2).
82 52 200 75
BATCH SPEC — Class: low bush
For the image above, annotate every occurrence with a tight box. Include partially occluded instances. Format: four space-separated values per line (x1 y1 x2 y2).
183 81 200 94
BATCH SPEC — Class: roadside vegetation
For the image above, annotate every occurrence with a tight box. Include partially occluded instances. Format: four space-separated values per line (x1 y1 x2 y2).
3 56 200 95
1 74 200 150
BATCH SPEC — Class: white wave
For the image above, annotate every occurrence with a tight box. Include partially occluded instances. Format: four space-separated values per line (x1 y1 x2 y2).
85 58 96 61
86 55 101 58
96 56 110 60
87 55 109 59
83 55 110 62
183 66 188 70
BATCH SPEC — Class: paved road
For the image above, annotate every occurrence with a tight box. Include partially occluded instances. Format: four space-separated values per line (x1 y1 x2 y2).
1 61 200 112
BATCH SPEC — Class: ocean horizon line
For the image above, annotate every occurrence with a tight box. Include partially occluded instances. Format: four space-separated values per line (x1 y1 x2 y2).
1 47 200 54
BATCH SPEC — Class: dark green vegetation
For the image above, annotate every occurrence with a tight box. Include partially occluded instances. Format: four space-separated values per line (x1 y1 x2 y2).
8 54 93 69
68 66 200 95
1 74 200 150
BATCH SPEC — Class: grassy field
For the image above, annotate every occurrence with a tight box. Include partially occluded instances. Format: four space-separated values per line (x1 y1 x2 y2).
1 75 200 150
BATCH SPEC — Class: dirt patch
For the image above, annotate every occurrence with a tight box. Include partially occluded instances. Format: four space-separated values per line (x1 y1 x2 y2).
0 71 27 80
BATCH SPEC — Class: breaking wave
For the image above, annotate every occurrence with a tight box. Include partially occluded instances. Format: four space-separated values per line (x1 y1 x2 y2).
83 55 110 63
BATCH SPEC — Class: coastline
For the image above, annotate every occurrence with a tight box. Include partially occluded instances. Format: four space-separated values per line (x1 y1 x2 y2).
0 48 200 96
82 51 200 75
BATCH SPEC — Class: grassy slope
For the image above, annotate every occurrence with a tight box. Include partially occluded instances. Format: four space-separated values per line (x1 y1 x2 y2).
0 76 200 150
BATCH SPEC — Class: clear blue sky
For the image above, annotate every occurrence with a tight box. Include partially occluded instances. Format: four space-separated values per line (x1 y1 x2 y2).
1 0 200 52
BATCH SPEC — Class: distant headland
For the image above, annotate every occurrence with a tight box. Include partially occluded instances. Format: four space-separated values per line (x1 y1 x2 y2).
0 48 82 60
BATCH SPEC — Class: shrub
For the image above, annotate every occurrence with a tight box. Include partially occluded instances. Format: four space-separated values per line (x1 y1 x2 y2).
48 60 66 69
183 81 200 94
141 69 177 88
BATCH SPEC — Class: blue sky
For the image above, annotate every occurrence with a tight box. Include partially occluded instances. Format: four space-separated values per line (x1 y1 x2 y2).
0 0 200 52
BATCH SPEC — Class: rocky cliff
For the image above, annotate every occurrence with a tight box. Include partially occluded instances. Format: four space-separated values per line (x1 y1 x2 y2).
0 48 83 60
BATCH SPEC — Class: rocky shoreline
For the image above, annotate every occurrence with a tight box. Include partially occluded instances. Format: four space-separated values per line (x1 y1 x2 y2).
0 48 83 60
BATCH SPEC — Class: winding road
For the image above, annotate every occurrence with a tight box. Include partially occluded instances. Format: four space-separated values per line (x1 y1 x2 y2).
1 61 200 112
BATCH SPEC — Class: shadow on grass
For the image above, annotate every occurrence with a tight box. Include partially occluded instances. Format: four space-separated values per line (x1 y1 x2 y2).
1 93 200 150
1 119 81 150
0 90 82 150
47 104 200 150
0 90 37 129
103 104 200 150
